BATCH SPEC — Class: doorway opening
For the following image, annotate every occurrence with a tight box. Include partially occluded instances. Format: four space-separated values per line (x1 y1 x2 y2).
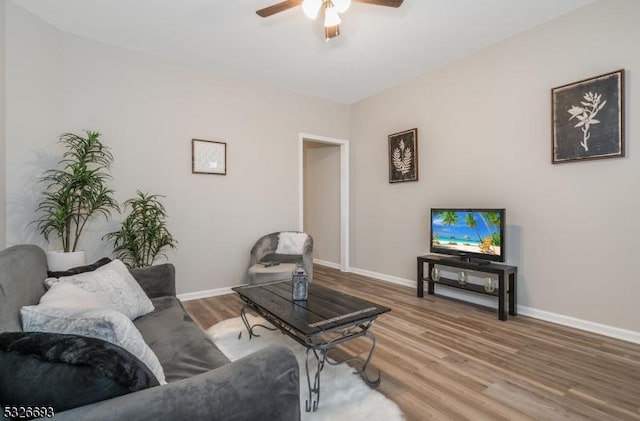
298 133 349 272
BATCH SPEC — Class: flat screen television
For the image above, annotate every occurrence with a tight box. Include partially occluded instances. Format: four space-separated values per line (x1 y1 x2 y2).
430 208 505 263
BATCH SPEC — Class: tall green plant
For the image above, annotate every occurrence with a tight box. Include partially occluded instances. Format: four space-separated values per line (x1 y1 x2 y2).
104 191 177 268
34 131 119 252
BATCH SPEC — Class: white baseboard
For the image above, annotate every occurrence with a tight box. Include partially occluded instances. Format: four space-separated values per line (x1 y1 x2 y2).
175 265 640 344
350 267 414 288
177 286 235 302
350 266 640 345
179 258 343 302
517 306 640 345
313 258 342 270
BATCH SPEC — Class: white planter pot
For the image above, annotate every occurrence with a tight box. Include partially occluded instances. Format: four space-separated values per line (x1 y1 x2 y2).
46 250 86 272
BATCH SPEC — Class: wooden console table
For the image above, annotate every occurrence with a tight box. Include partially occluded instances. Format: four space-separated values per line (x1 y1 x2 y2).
417 254 517 321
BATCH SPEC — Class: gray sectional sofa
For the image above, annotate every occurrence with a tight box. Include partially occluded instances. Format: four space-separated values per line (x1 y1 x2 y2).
0 244 300 420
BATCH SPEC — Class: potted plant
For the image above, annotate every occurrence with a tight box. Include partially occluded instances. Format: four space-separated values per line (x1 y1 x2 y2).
33 130 119 271
104 191 177 268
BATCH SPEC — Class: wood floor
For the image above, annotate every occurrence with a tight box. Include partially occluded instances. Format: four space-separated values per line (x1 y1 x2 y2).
183 265 640 421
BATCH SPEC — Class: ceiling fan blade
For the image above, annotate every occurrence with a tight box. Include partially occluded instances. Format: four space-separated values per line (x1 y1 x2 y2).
354 0 404 7
256 0 303 17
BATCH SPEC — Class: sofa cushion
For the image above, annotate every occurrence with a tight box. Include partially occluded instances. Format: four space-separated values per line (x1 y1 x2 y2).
20 305 166 384
47 257 112 278
129 263 176 298
261 253 304 265
134 297 230 382
0 245 48 332
45 259 154 320
0 332 159 413
38 282 106 309
248 263 298 284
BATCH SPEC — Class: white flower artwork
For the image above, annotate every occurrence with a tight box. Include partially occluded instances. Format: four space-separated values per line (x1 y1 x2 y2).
567 91 606 152
392 139 412 175
551 69 624 164
388 129 418 183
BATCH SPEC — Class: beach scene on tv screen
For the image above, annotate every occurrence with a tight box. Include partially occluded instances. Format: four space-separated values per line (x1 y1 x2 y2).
432 210 502 256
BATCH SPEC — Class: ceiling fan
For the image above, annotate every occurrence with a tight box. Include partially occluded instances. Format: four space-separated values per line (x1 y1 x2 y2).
256 0 404 41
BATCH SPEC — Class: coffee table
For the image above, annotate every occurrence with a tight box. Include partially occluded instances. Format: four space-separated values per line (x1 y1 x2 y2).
232 280 391 412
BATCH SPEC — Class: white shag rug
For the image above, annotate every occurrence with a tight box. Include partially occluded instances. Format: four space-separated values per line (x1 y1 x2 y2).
206 315 404 421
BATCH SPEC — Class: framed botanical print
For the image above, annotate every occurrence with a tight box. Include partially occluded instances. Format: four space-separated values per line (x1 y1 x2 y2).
388 128 418 183
552 69 624 164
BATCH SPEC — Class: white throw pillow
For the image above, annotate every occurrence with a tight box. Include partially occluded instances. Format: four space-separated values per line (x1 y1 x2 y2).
275 232 308 255
21 305 166 384
46 259 154 320
39 282 106 309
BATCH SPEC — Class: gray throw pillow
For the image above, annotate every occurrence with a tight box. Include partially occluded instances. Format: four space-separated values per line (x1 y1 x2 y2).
45 259 154 320
38 282 106 309
21 305 166 384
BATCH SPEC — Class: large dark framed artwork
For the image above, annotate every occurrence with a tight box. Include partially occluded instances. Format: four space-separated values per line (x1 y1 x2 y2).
388 128 418 183
551 69 625 164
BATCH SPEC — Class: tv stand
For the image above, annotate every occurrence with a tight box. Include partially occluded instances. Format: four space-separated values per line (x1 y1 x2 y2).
417 254 517 321
459 255 491 266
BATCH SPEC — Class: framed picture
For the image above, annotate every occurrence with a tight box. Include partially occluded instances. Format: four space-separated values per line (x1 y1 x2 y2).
552 69 625 164
388 128 418 183
192 139 226 175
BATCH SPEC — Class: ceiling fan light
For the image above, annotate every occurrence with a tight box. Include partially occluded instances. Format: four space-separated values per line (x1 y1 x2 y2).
325 25 340 41
302 0 322 19
332 0 351 14
324 6 341 27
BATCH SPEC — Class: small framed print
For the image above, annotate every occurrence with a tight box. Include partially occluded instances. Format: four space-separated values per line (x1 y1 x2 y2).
389 128 418 183
552 69 625 164
192 139 226 175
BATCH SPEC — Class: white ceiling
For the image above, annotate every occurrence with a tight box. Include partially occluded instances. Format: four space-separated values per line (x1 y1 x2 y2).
14 0 594 104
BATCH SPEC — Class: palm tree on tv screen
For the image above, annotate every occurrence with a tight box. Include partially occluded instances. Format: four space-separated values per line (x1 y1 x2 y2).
487 211 502 246
438 211 459 243
465 212 483 243
442 211 458 226
478 211 502 246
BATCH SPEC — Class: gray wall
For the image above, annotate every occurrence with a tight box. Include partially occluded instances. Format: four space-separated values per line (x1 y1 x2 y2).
303 141 340 264
0 1 5 248
5 3 350 293
4 0 639 334
350 0 639 332
5 1 64 249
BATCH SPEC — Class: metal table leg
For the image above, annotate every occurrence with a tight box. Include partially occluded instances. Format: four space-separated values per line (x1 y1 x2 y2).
305 348 326 412
238 305 277 339
235 301 385 413
303 328 381 412
324 330 381 387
